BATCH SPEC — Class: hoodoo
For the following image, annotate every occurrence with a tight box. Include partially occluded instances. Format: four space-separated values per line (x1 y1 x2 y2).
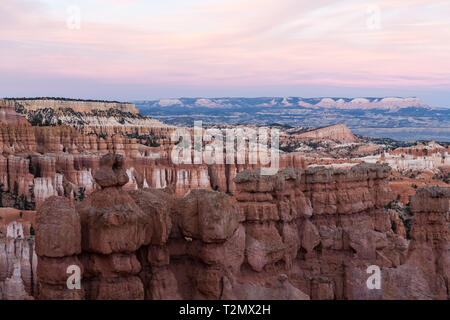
28 158 449 300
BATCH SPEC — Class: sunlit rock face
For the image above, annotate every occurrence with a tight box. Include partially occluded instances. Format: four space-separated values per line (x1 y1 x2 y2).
292 124 359 144
29 157 449 300
5 98 139 114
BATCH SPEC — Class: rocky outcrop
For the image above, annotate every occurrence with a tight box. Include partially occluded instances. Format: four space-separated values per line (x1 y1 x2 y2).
362 142 450 172
18 160 450 299
19 107 169 129
0 100 29 126
390 142 449 158
31 157 450 300
1 96 447 300
0 221 37 300
5 98 139 114
34 196 83 300
33 154 309 300
387 187 449 300
294 124 359 143
0 123 145 208
1 99 311 208
0 118 308 209
234 163 403 300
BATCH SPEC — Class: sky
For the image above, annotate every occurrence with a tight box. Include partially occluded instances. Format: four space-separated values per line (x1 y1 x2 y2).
1 0 450 107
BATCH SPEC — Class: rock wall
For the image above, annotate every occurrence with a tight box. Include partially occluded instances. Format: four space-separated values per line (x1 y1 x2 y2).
389 187 449 300
233 163 399 300
294 124 359 143
32 155 449 300
362 151 449 171
0 100 29 126
0 221 37 300
1 102 310 209
4 98 138 114
0 114 308 209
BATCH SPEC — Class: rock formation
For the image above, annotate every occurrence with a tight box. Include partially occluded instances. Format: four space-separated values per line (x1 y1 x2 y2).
35 196 83 300
2 98 449 300
0 103 308 208
33 154 308 299
385 187 449 300
293 124 359 143
0 218 37 300
5 98 138 114
32 156 449 300
0 100 29 126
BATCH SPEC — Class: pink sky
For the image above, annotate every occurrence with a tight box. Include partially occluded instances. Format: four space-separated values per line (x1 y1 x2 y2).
1 0 450 105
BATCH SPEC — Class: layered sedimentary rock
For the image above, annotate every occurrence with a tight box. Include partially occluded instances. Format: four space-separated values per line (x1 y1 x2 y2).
360 142 450 204
234 163 395 300
0 100 29 126
33 154 308 299
383 187 449 300
0 117 157 208
0 106 309 208
362 142 449 171
282 124 358 144
3 97 449 300
34 196 83 300
32 156 449 300
0 99 174 210
5 98 138 114
2 97 447 215
3 99 369 210
0 220 37 300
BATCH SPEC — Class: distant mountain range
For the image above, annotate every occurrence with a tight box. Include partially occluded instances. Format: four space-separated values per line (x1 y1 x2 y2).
135 97 450 142
136 97 433 111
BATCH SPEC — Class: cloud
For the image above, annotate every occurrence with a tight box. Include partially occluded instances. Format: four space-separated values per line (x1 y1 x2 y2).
1 0 449 100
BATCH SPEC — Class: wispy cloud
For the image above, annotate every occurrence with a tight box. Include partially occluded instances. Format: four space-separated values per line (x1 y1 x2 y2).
1 0 449 103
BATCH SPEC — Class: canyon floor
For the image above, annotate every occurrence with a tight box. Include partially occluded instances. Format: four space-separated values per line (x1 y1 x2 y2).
0 98 448 300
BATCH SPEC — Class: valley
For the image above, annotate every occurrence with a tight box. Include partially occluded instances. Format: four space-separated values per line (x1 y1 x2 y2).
0 97 448 300
136 97 450 142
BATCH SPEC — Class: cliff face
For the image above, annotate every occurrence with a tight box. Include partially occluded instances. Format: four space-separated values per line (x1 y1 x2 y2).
362 142 450 171
396 187 449 300
0 219 37 300
33 155 309 300
0 101 29 126
2 98 448 300
0 123 142 209
18 108 169 129
0 101 378 212
2 98 170 134
0 106 308 209
32 157 449 300
294 124 359 143
233 163 398 300
359 143 449 204
0 102 209 208
4 99 138 114
390 142 449 158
